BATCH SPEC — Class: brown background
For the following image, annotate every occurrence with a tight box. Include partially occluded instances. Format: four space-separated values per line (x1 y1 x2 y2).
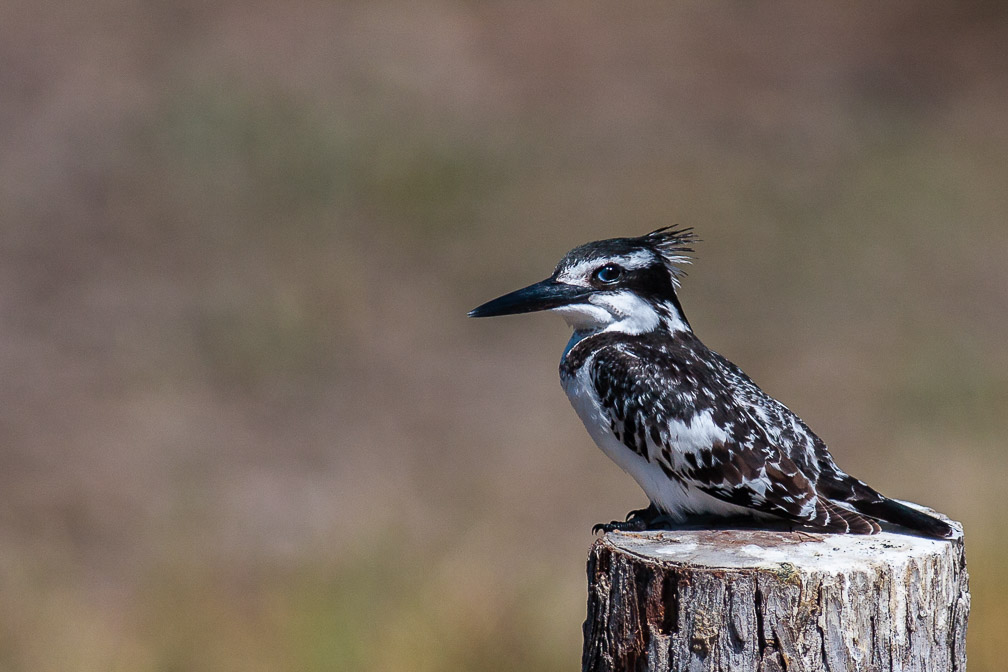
2 2 1006 670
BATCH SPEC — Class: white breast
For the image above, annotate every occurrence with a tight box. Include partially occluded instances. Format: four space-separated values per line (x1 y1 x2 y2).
561 354 758 520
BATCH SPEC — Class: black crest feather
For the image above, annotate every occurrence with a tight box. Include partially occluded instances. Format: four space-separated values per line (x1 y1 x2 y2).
642 226 698 285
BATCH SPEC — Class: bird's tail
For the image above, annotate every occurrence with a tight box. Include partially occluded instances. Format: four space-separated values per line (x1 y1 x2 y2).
848 497 955 539
818 471 955 539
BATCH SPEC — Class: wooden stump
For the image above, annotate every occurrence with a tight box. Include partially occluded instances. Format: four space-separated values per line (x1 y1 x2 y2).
582 516 968 672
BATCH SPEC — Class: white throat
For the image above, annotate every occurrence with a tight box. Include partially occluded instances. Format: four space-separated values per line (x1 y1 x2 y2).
554 291 688 357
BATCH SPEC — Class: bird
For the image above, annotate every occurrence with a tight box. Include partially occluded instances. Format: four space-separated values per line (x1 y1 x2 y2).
468 227 953 538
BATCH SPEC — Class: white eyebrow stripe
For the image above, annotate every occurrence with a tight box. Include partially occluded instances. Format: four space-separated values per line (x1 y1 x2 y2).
559 251 658 284
611 250 656 270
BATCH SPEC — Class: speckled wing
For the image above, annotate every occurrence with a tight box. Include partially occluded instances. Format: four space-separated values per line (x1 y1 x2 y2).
584 332 880 533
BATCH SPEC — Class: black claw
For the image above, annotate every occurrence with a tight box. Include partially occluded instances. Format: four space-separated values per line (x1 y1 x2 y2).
592 518 646 534
593 503 673 534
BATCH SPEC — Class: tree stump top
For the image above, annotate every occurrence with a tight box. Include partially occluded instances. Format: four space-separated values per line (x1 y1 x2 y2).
602 521 962 574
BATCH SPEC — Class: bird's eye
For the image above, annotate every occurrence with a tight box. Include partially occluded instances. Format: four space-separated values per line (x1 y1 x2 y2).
593 264 623 284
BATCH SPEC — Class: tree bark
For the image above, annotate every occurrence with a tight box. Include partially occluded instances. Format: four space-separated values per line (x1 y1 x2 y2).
582 514 968 672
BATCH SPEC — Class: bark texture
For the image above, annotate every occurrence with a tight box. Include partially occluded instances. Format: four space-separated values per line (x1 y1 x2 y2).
583 518 968 672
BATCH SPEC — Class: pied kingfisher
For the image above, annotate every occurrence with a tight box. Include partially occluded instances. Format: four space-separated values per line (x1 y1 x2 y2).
469 228 952 538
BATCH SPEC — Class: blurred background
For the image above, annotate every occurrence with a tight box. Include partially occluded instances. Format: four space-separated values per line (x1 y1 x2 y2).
2 2 1006 670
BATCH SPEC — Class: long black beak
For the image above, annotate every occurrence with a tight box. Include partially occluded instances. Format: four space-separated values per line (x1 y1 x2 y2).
468 277 590 318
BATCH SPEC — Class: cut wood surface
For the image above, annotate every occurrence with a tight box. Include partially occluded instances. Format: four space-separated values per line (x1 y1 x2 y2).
582 516 968 672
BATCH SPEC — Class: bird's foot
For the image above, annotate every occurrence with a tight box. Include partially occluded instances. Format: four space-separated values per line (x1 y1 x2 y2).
592 504 675 534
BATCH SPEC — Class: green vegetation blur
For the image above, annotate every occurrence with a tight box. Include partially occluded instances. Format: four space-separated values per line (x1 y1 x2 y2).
2 3 1006 670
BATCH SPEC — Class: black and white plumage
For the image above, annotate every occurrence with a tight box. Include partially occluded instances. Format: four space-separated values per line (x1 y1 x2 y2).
469 228 953 538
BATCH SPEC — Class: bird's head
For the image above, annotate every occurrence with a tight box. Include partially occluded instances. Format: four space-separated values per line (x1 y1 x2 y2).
469 227 696 336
